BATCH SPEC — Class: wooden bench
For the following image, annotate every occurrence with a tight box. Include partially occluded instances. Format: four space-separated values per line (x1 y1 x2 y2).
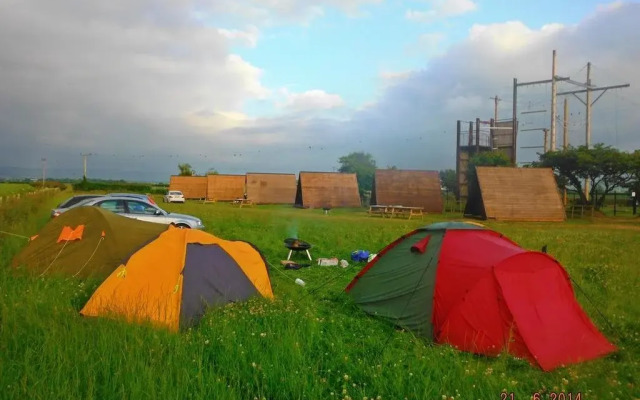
390 206 424 220
368 205 389 217
566 203 594 218
368 205 424 219
232 198 254 208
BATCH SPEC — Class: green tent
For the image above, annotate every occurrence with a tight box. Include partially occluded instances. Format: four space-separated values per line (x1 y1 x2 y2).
345 221 616 371
346 221 481 338
12 206 167 279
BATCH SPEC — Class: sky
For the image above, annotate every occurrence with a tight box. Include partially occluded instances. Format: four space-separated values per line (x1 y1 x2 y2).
1 0 639 182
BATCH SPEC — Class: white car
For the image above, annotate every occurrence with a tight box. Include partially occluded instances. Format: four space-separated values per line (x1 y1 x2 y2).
80 196 204 229
163 191 185 203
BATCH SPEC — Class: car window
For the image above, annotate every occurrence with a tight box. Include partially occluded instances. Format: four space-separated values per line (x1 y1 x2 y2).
109 193 145 199
74 198 98 208
126 200 158 215
96 199 125 213
170 191 182 195
64 195 99 208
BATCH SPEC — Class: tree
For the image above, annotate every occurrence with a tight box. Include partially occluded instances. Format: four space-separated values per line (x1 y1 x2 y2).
338 152 377 202
627 150 640 194
538 148 586 203
467 150 511 186
439 169 457 195
178 163 195 176
584 145 634 207
539 144 635 207
469 151 511 168
206 168 219 175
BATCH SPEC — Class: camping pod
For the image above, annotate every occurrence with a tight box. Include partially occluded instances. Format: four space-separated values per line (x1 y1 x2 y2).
464 166 566 222
295 172 361 208
12 207 167 279
81 226 273 331
345 222 616 371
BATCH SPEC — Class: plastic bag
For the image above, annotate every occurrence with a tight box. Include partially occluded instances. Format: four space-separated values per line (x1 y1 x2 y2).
350 250 370 262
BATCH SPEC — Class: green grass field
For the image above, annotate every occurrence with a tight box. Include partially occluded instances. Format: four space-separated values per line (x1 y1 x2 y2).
0 183 34 196
0 193 638 399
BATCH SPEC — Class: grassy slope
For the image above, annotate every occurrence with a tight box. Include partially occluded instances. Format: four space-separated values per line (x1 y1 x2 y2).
0 183 34 196
0 197 638 400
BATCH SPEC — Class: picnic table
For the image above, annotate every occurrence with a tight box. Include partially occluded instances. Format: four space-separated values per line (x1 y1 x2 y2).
368 205 424 220
232 198 254 208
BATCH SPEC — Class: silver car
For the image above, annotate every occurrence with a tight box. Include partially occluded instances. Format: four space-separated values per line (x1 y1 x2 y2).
51 192 158 218
51 194 104 218
79 196 204 229
107 193 158 205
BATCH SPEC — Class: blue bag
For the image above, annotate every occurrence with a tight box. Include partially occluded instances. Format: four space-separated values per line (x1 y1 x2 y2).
350 250 370 262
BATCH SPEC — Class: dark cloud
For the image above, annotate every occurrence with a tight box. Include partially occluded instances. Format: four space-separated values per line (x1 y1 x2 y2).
1 1 638 181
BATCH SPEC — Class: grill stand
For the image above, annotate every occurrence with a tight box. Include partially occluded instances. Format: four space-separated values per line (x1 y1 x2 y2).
287 249 312 261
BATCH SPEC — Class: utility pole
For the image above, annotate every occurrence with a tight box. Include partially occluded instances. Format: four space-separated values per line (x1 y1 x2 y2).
563 98 569 150
584 63 592 201
562 98 569 206
556 61 630 202
490 95 501 122
543 129 549 153
81 153 93 179
475 117 480 155
513 52 570 165
586 62 592 150
41 158 46 188
512 78 517 165
550 50 557 151
489 95 501 152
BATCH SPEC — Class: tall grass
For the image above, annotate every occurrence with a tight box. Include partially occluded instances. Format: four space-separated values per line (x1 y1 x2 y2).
0 198 638 399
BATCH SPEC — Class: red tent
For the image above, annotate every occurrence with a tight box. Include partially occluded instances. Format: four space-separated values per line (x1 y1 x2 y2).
346 222 616 371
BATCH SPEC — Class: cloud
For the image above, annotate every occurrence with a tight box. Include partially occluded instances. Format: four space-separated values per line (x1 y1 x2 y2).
185 110 250 131
279 89 346 112
379 71 413 82
0 0 270 171
596 1 624 13
406 0 477 22
342 2 640 170
468 21 564 52
0 0 375 180
217 26 260 47
206 0 382 26
377 71 413 92
406 32 446 56
1 1 639 181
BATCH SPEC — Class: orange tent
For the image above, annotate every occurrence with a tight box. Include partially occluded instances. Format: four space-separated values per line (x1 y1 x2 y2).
81 226 273 331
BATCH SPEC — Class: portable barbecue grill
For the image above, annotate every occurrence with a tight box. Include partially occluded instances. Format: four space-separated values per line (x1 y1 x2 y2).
284 238 312 261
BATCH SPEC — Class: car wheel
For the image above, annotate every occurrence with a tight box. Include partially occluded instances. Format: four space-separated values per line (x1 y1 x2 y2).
174 223 191 229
